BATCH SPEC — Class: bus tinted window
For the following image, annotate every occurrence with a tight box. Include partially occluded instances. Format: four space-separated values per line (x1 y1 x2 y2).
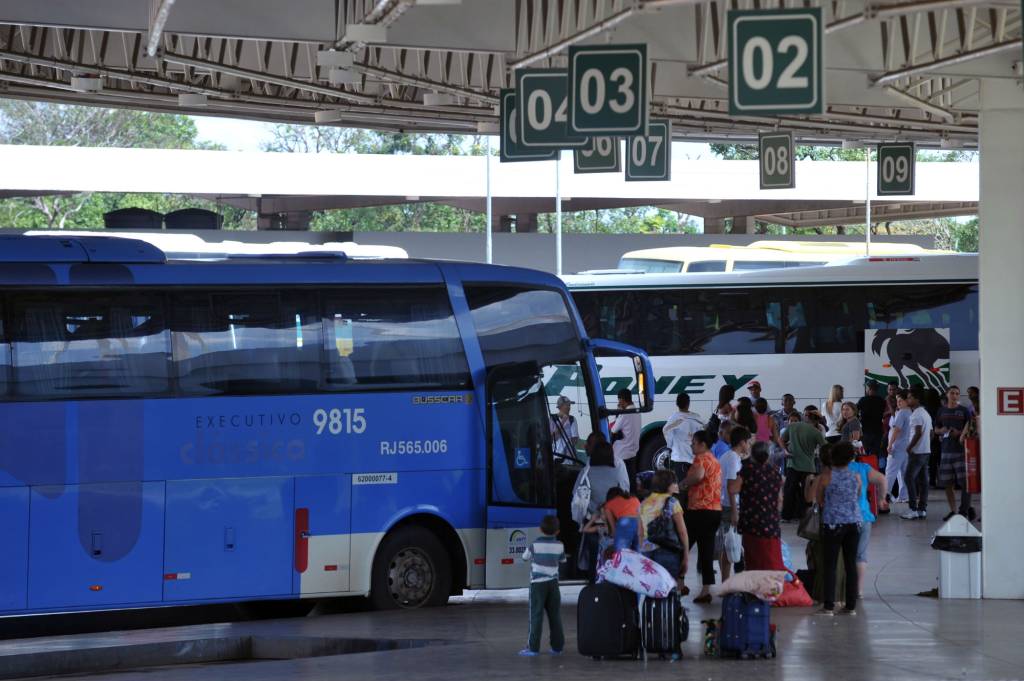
732 261 791 271
572 282 978 356
11 293 170 398
321 287 470 390
686 261 727 273
618 258 683 273
0 318 11 396
867 284 978 352
466 286 582 367
172 292 321 395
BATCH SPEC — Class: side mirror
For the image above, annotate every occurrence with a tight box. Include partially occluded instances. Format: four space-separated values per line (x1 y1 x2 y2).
588 338 655 416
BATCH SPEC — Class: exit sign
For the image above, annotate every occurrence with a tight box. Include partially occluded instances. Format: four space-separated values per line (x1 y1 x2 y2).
997 387 1024 415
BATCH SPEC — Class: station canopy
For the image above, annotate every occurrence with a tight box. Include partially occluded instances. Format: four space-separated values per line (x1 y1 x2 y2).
0 0 1018 146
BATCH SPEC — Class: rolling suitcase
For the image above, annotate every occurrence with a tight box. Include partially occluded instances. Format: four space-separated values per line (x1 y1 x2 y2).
577 582 640 660
640 590 688 658
718 592 776 659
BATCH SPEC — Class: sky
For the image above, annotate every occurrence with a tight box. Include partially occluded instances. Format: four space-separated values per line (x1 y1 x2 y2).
191 114 714 157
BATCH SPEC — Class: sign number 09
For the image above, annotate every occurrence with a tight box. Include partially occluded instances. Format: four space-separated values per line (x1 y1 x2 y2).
578 67 636 116
881 154 910 184
742 35 809 90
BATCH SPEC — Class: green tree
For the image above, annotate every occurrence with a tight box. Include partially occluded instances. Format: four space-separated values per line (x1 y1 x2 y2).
0 101 247 228
711 143 867 161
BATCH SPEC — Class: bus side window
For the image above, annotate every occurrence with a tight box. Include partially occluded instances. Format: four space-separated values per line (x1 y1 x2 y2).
0 314 10 397
11 293 171 399
172 292 321 396
320 287 470 391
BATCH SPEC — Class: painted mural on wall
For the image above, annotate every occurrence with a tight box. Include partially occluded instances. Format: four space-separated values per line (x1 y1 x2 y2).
865 328 951 392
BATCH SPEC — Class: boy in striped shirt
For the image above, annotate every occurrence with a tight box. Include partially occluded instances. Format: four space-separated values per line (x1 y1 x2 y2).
519 515 566 657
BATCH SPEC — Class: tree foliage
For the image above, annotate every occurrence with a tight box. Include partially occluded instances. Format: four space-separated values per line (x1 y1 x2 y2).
0 101 251 229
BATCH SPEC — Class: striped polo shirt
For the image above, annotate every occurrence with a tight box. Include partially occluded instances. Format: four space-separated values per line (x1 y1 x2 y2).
522 535 565 583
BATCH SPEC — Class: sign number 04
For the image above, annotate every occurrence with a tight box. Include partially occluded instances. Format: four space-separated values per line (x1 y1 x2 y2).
525 90 569 131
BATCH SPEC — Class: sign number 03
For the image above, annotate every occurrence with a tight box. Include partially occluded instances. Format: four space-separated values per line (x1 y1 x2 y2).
742 35 809 91
577 67 636 116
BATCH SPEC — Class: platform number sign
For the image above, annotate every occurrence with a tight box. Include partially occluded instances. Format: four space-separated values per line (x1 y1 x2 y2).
877 143 915 195
626 119 671 182
574 137 621 174
515 69 588 149
567 44 647 135
728 8 823 115
759 131 795 189
499 90 559 163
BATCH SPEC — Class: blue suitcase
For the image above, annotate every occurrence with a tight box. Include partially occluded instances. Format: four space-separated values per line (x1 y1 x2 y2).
718 593 776 659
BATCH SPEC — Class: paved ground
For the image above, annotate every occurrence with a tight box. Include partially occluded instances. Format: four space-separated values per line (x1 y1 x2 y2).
3 493 1014 681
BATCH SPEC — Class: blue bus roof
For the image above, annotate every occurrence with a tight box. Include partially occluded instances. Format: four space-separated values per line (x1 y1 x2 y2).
0 234 565 289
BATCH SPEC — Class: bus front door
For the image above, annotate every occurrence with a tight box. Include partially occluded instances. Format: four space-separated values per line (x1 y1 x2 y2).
484 363 558 589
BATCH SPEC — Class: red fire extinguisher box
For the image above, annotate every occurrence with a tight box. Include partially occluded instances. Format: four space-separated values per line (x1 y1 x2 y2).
965 436 981 494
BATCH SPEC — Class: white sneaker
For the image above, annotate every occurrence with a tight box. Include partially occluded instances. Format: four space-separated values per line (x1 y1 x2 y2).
918 510 927 519
900 510 919 520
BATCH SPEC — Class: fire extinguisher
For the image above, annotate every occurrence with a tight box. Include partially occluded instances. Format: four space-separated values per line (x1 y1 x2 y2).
964 436 981 494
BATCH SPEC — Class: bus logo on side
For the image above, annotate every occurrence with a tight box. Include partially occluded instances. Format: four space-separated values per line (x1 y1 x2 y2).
508 530 529 557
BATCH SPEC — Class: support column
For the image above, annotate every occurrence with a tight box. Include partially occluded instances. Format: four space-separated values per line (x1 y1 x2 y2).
704 217 727 233
979 80 1024 599
730 216 756 234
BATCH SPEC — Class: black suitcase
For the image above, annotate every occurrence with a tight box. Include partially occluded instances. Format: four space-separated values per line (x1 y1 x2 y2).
640 591 688 657
577 582 640 659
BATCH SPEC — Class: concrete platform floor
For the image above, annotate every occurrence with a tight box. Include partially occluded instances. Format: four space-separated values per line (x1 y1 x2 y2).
4 494 1017 681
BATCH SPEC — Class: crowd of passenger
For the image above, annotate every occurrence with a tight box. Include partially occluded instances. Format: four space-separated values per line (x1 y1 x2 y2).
562 380 980 618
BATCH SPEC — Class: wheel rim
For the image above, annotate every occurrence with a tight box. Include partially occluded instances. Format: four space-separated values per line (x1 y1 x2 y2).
386 547 434 608
653 446 672 471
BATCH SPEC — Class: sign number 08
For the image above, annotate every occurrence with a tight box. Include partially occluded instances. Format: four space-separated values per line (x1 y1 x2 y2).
578 67 636 116
742 35 809 90
762 144 789 176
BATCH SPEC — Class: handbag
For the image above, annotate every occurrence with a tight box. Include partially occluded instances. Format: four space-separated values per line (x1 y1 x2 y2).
646 497 683 552
570 467 591 529
797 503 822 542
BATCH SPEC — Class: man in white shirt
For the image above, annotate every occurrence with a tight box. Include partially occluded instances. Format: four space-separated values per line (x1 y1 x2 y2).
902 388 934 520
550 395 579 462
719 425 751 581
610 388 642 493
662 392 705 498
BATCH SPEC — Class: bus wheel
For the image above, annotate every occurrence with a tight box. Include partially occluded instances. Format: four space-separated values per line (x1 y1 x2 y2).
370 527 451 610
638 432 667 472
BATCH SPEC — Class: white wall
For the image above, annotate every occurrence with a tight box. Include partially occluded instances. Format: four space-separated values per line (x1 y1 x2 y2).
978 81 1024 599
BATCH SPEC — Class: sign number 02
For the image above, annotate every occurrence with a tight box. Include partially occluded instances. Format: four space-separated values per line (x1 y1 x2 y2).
742 35 809 91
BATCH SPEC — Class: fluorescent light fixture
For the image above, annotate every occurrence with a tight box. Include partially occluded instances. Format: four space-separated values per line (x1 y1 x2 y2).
70 76 102 92
343 24 388 43
177 93 208 107
329 68 360 85
314 110 344 124
842 140 865 149
476 122 499 133
423 92 455 106
317 50 354 68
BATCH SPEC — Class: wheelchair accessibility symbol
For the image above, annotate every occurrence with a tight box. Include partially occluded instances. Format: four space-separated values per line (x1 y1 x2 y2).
514 447 531 469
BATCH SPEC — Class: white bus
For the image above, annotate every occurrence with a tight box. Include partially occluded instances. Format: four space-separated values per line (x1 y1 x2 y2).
618 241 946 274
564 254 979 468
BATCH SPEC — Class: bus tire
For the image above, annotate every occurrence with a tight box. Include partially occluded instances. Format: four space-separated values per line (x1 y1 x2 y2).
370 526 452 610
637 431 667 472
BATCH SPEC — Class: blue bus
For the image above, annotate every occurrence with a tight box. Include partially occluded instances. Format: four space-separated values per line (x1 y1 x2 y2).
0 235 653 614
